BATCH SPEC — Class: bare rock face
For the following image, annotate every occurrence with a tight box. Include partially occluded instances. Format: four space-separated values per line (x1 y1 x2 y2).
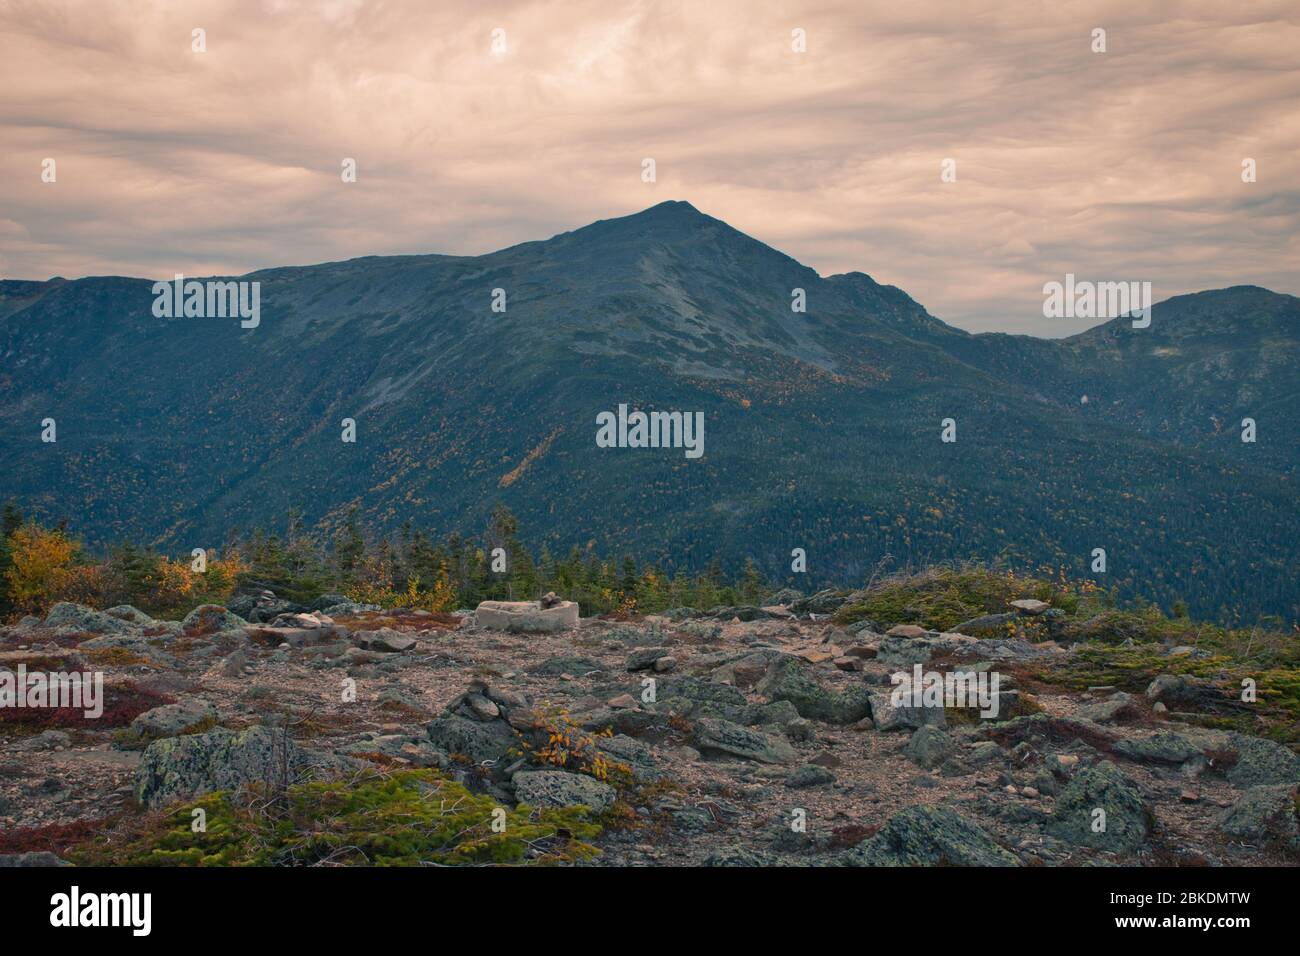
475 599 579 633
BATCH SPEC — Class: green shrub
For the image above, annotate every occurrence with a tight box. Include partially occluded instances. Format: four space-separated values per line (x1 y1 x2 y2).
69 769 601 866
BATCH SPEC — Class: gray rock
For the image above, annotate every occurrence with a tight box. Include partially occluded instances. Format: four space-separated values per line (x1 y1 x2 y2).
512 770 616 813
104 605 156 626
527 656 605 676
626 647 671 671
954 612 1018 635
790 589 847 615
1046 760 1151 853
134 726 314 809
9 729 72 752
691 717 796 764
464 693 500 721
425 714 517 763
1009 599 1050 615
596 734 659 780
476 599 579 633
180 604 247 636
785 765 836 788
904 725 954 769
1216 784 1300 849
868 688 946 732
1225 733 1300 787
1076 692 1137 724
756 656 871 724
1113 732 1204 765
842 805 1020 866
0 852 71 867
703 846 780 866
131 698 219 738
353 628 417 653
44 602 133 635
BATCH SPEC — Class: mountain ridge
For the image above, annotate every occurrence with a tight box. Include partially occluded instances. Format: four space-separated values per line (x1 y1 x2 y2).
1 203 1297 622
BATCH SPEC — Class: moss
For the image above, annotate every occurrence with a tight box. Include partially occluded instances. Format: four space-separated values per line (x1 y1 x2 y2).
1020 644 1300 749
67 769 601 866
832 567 1059 631
82 647 149 667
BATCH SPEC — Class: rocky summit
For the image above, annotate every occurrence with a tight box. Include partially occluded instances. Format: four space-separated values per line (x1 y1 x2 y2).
2 576 1297 868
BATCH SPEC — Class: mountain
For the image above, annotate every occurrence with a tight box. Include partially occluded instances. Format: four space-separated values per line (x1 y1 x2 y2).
1 201 1297 622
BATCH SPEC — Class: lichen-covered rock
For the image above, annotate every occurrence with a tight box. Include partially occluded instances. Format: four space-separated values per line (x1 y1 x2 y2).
135 726 313 809
904 724 954 769
512 770 616 813
842 805 1020 866
691 717 796 764
1225 733 1300 787
103 605 156 626
1113 732 1204 765
1216 784 1300 850
425 714 517 763
130 698 219 739
180 604 247 636
756 657 871 724
44 602 133 635
785 764 836 788
1076 692 1138 724
626 647 671 671
1046 760 1151 853
868 687 946 732
596 734 659 780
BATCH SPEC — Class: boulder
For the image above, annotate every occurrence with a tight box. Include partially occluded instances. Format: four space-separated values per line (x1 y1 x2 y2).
475 599 579 633
691 717 796 764
842 805 1019 866
130 698 219 738
1046 760 1151 853
512 770 617 813
1076 691 1138 724
180 604 247 636
626 647 671 671
1216 784 1300 850
1113 732 1204 765
1009 599 1050 616
44 602 133 636
103 605 156 626
868 687 946 732
1225 733 1300 787
135 726 314 809
755 656 871 724
425 714 517 763
353 628 417 653
785 765 836 788
904 725 954 769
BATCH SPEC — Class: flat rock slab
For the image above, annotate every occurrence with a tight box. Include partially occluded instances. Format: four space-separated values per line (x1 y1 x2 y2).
476 600 579 633
512 770 617 812
244 624 350 647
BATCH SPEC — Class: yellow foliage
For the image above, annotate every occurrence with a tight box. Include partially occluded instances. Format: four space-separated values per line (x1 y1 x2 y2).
4 524 78 614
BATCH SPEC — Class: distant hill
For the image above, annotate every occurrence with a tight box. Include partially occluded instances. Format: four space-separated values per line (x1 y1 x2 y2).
2 201 1297 622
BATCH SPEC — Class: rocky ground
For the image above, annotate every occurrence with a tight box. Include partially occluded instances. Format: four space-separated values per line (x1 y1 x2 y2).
1 589 1298 867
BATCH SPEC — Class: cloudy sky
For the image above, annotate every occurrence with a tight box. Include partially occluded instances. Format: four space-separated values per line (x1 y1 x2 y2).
2 0 1297 334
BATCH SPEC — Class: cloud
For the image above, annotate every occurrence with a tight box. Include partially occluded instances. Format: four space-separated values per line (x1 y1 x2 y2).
1 0 1297 335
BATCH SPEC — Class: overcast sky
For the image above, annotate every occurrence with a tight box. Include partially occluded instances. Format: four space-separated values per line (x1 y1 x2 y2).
2 0 1297 334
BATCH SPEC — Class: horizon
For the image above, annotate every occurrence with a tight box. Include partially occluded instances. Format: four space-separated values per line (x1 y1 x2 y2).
7 198 1295 342
3 1 1298 335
